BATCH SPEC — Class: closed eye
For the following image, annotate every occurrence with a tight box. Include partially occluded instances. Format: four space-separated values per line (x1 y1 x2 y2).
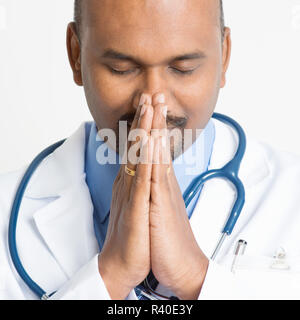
170 67 195 75
109 68 135 75
107 66 197 76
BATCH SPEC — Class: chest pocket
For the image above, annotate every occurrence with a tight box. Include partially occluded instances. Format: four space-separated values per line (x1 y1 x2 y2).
221 253 300 299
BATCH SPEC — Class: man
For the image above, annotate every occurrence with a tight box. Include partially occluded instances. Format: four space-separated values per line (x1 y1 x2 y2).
1 0 300 300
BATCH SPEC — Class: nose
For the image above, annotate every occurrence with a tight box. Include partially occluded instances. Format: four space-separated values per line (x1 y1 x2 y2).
137 68 168 107
144 68 165 94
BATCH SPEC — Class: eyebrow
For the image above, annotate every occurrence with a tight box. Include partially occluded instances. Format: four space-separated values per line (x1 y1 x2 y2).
101 49 206 65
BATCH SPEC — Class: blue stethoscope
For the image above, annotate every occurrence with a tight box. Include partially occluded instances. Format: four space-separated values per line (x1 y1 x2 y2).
8 113 246 300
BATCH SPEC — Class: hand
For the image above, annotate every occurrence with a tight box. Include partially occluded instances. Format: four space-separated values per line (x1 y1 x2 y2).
149 94 209 300
98 94 154 299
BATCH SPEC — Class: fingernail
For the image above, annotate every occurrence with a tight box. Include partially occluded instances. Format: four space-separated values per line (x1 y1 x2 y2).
140 104 147 117
139 94 146 107
157 94 165 104
162 105 168 118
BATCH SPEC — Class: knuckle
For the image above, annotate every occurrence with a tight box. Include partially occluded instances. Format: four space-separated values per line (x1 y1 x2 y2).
134 175 144 186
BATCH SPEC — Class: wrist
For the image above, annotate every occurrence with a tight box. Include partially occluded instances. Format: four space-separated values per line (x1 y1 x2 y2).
173 256 209 300
98 253 133 300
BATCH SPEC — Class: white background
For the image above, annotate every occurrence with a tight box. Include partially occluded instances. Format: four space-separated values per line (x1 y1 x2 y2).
0 0 300 174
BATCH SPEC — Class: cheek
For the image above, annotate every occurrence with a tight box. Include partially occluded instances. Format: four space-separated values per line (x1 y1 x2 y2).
81 59 133 130
175 60 222 129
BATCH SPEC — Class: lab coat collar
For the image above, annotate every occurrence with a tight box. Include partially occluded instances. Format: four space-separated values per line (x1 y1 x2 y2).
25 123 86 199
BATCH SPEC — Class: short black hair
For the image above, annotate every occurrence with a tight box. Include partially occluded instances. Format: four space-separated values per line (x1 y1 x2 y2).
74 0 225 41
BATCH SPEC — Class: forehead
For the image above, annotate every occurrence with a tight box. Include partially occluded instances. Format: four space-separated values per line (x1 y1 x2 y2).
82 0 220 61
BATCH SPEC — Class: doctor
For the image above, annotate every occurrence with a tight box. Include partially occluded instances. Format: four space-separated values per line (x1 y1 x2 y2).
1 0 300 300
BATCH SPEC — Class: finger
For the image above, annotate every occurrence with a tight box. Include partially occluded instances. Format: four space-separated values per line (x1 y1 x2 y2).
151 103 172 184
129 132 154 208
128 93 152 145
120 94 151 177
124 94 151 158
125 103 154 190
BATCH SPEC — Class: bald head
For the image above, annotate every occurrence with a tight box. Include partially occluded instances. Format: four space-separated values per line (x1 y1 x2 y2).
74 0 225 42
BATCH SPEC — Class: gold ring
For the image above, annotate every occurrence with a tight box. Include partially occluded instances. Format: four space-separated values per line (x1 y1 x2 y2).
125 165 136 176
167 166 171 174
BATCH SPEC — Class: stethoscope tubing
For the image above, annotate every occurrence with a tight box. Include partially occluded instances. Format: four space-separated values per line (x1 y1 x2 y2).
184 113 246 237
8 139 66 299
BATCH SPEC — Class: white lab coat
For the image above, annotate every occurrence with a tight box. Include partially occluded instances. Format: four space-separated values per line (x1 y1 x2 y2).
1 119 300 300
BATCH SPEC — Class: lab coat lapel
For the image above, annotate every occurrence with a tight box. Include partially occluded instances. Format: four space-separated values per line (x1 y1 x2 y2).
32 175 98 278
189 118 270 259
25 123 99 278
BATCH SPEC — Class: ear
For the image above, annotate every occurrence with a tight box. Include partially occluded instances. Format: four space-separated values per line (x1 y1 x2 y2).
220 27 231 88
66 22 83 86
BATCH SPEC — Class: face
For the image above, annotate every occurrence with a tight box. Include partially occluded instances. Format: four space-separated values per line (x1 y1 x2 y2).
67 0 231 155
